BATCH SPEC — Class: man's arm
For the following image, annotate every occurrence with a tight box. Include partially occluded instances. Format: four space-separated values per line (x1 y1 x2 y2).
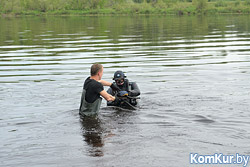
99 80 121 91
107 88 115 106
100 90 116 101
98 80 112 86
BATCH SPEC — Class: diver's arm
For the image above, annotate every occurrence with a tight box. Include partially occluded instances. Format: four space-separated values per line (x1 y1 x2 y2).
129 82 140 96
107 87 113 95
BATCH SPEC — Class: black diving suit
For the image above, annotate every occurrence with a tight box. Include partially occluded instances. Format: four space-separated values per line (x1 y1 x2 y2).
107 79 140 107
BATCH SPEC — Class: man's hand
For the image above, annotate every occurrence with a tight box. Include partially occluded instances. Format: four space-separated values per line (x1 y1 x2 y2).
100 90 116 101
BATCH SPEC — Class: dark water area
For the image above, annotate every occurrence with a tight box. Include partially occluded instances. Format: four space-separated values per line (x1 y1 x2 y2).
1 15 250 167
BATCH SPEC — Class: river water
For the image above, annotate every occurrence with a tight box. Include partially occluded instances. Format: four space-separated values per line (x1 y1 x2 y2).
0 15 250 167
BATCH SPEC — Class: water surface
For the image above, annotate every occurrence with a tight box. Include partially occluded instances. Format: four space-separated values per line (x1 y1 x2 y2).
1 15 250 167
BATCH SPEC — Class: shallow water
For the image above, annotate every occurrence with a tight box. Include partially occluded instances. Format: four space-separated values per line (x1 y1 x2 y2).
1 15 250 167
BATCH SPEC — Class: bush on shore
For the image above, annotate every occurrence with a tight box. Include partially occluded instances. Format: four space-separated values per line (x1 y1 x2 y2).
0 0 250 16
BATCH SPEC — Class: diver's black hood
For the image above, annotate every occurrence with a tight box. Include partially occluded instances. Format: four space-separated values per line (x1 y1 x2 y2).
113 71 126 80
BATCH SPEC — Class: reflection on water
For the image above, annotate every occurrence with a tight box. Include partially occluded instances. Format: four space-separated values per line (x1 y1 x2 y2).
79 106 136 158
80 116 104 157
0 15 250 167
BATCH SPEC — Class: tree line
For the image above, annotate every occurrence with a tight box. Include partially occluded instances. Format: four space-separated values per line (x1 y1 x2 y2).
0 0 250 15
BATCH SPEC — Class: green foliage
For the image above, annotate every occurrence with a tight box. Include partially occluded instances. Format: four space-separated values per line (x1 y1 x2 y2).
0 0 250 15
133 0 144 3
152 0 168 8
215 0 227 7
234 0 241 7
245 0 250 5
192 0 207 11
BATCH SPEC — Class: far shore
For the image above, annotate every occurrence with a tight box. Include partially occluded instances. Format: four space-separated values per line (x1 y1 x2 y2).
1 1 250 17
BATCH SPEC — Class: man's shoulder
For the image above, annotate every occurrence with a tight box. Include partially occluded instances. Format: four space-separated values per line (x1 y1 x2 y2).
90 79 103 87
84 76 91 83
84 77 102 88
96 81 103 87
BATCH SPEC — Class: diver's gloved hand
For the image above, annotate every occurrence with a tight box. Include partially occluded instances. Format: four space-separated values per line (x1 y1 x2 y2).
110 83 121 91
117 91 128 97
113 96 120 105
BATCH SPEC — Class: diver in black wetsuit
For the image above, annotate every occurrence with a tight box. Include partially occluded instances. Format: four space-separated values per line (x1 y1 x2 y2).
107 71 140 108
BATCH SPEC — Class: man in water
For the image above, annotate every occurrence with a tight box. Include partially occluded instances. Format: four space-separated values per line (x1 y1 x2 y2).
107 70 140 108
79 64 120 116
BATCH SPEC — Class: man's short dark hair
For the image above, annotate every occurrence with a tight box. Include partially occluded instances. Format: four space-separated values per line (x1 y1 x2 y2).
91 64 103 76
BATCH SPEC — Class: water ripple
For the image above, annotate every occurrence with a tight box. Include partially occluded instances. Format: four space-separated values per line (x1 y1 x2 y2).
1 15 250 167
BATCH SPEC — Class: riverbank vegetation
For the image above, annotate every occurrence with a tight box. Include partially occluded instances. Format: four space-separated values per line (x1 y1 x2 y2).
1 0 250 16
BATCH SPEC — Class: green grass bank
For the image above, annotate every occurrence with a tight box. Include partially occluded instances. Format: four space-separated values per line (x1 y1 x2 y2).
1 0 250 16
